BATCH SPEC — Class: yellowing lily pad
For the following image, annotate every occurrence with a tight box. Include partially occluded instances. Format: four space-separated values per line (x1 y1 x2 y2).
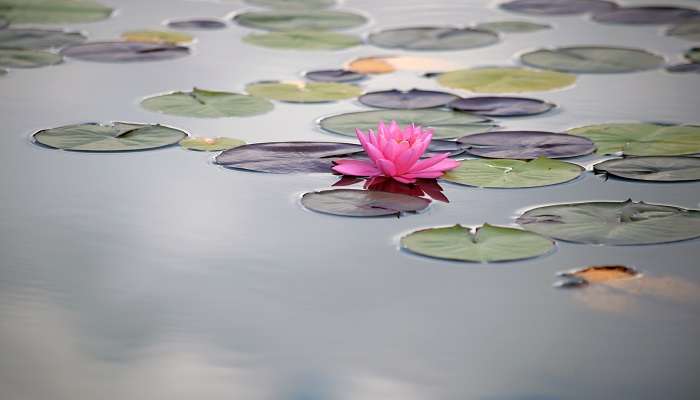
437 67 576 93
121 30 194 45
347 55 456 74
180 137 245 151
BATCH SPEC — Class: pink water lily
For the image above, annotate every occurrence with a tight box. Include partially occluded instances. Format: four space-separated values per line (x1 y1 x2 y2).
332 121 459 184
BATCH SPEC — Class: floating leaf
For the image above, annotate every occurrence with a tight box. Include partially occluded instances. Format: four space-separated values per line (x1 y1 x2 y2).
243 30 361 50
520 46 665 74
301 189 430 217
166 18 228 30
687 47 700 63
666 62 700 73
141 88 274 118
556 265 640 288
60 41 190 63
567 123 700 156
319 109 497 139
594 156 700 182
244 0 336 10
347 55 456 74
437 67 576 93
0 0 113 24
475 20 551 33
667 20 700 42
401 224 555 263
33 122 187 152
358 89 459 109
448 96 555 117
121 30 194 45
0 29 86 49
442 157 583 188
245 81 362 103
424 139 466 158
0 48 62 68
368 27 499 51
593 6 700 25
517 200 700 245
233 10 366 31
179 137 245 152
457 131 595 159
499 0 617 15
215 141 362 173
305 69 366 82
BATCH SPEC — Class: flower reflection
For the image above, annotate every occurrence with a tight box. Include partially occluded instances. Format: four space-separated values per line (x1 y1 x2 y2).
332 176 449 203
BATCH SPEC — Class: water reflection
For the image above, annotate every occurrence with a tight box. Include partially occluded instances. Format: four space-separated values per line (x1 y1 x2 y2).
332 176 449 202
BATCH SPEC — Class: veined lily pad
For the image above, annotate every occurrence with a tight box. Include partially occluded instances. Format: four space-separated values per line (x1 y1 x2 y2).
475 20 551 33
305 69 366 82
593 6 700 25
244 0 336 10
301 189 430 217
437 67 576 93
401 224 555 263
368 27 499 51
0 29 86 49
0 48 62 68
593 157 700 182
667 21 700 42
233 10 366 31
180 137 245 152
0 0 113 24
499 0 617 15
243 30 361 50
319 109 497 139
520 46 664 74
33 122 187 152
166 18 228 30
347 55 456 74
448 96 555 117
442 157 583 188
567 123 700 156
687 47 700 63
517 200 700 245
358 89 459 110
141 88 274 118
458 131 595 159
61 41 190 63
245 81 362 103
121 30 194 45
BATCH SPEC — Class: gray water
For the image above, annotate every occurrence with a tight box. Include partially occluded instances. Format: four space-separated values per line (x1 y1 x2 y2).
1 0 699 399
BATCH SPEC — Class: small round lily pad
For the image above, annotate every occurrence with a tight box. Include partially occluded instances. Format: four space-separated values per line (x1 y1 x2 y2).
594 156 700 182
475 20 551 33
567 123 700 156
358 89 459 109
448 96 555 117
244 0 336 10
520 46 665 74
442 157 584 188
61 41 190 63
243 30 361 50
0 48 62 68
592 6 700 25
368 27 499 51
233 10 366 31
121 30 194 45
499 0 617 15
141 88 274 118
305 69 366 82
301 189 430 217
0 0 114 24
0 29 86 49
180 137 245 152
458 131 595 159
166 18 228 30
245 81 362 103
437 67 576 93
667 20 700 42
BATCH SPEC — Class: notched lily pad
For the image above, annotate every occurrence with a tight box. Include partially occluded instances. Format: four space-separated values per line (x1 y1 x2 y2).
0 48 62 68
667 21 700 42
437 67 576 93
0 29 86 49
305 69 366 83
301 188 430 217
245 81 362 103
166 18 228 30
243 30 361 50
121 30 194 45
448 96 555 117
141 88 274 118
594 156 700 182
556 265 640 288
520 46 665 74
442 157 584 188
567 123 700 156
458 131 595 159
180 137 245 152
358 89 459 110
499 0 617 15
593 6 700 25
61 41 190 63
0 0 113 24
475 20 551 33
233 10 366 31
368 26 499 51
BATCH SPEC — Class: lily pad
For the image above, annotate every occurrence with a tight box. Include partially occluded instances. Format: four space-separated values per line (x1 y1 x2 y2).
233 10 366 31
592 6 700 25
0 29 86 49
141 88 274 118
457 130 595 159
667 20 700 42
0 0 113 24
244 0 336 10
424 139 466 158
520 46 664 74
301 189 430 217
448 96 555 117
245 81 362 103
60 41 190 63
556 265 640 288
442 157 583 188
121 30 194 45
0 48 62 68
517 200 700 245
179 137 245 152
401 224 555 263
437 67 576 93
215 141 362 173
499 0 617 15
567 123 700 156
243 30 361 50
475 20 551 33
593 156 700 182
305 69 366 83
319 109 497 139
687 47 700 63
666 63 700 74
33 122 187 152
347 55 456 74
358 89 459 109
166 18 228 30
368 27 499 51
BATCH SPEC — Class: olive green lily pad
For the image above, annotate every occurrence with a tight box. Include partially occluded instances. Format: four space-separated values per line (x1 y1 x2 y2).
121 30 194 45
318 109 498 139
442 157 584 188
517 200 700 245
437 67 576 93
368 27 499 51
567 123 700 156
180 137 246 152
0 48 62 68
475 20 551 33
33 122 187 152
301 189 430 217
520 46 665 73
141 88 274 118
0 0 113 24
667 20 700 42
244 0 335 9
401 224 555 263
245 81 362 103
686 47 700 63
234 10 366 31
593 156 700 182
0 29 86 49
243 30 361 50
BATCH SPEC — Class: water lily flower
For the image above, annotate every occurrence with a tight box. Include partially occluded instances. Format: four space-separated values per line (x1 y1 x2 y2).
332 121 459 184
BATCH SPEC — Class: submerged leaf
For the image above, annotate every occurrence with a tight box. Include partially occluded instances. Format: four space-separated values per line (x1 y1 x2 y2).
141 88 274 118
567 123 700 156
179 137 245 152
301 189 430 217
442 157 584 188
437 67 576 93
593 156 700 182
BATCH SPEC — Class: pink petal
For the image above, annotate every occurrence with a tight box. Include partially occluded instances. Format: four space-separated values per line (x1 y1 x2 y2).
416 158 460 174
409 153 449 173
376 158 397 176
364 142 385 165
332 159 380 177
393 175 417 184
394 147 416 175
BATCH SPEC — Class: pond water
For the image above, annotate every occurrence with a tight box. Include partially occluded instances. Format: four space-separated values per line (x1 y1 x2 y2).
1 0 699 399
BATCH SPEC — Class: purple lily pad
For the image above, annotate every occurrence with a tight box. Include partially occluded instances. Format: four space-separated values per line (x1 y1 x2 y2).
593 7 700 25
500 0 618 15
60 41 190 63
305 69 366 83
214 141 363 173
458 131 596 159
166 18 228 30
358 89 459 109
448 96 555 117
666 63 700 73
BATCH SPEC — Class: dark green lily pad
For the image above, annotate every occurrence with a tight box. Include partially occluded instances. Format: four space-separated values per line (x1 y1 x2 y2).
442 157 584 188
245 81 362 103
0 48 62 68
594 157 700 182
141 88 274 118
475 20 551 33
520 46 665 73
458 131 595 159
592 6 700 25
567 123 700 156
0 0 113 24
243 30 361 50
687 47 700 63
233 10 366 31
368 27 499 51
179 137 245 152
448 96 555 117
319 109 498 139
301 189 430 217
401 224 555 263
667 20 700 42
61 41 190 63
244 0 336 10
517 200 700 245
166 18 228 30
33 122 187 152
437 67 576 93
0 29 86 49
499 0 617 15
305 69 366 82
358 89 459 109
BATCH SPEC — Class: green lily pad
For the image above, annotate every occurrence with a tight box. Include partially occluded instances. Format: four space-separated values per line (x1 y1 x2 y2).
593 156 700 182
0 0 113 24
520 46 665 73
667 20 700 42
517 200 700 245
0 48 62 68
244 0 336 10
245 81 362 103
442 157 584 188
318 109 498 139
437 67 576 93
0 29 86 49
368 27 499 51
243 30 361 50
475 20 551 33
401 224 555 263
33 122 187 152
121 30 194 45
301 189 430 217
567 123 700 156
179 137 246 152
141 88 274 118
234 10 366 31
686 47 700 63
